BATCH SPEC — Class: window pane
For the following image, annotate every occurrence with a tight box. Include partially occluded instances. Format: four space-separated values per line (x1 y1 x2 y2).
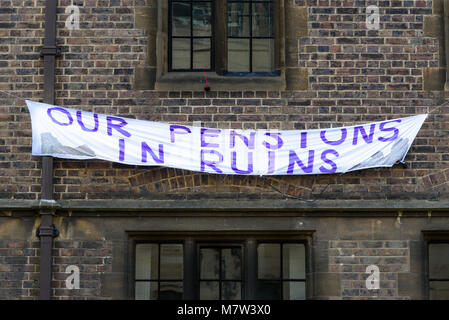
283 281 306 300
255 281 281 299
258 243 280 279
193 38 211 69
429 244 449 279
200 248 220 279
160 282 183 300
200 281 220 299
193 2 211 36
222 281 241 300
221 248 241 280
252 2 273 37
135 281 158 300
227 39 250 72
228 2 250 37
252 38 274 72
283 243 306 280
160 244 183 280
430 281 449 300
135 244 158 280
172 2 191 37
172 38 191 70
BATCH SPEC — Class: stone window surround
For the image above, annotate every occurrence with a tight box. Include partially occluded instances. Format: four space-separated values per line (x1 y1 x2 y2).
127 231 314 300
134 0 309 91
423 0 449 91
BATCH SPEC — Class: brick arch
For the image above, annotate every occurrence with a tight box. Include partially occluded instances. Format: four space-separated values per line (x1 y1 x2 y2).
127 167 317 198
417 168 449 195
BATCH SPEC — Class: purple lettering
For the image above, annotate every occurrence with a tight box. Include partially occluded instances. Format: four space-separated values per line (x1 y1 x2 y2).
170 125 191 143
287 150 315 174
47 107 73 126
118 139 125 162
200 149 223 173
352 124 375 145
267 151 275 174
201 128 221 148
230 130 255 149
141 142 164 164
107 116 131 138
263 133 283 150
76 111 99 132
301 132 307 148
319 149 339 173
320 128 347 146
231 151 253 174
378 119 401 142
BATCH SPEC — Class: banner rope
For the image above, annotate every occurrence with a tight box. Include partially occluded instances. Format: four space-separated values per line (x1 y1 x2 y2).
260 175 334 202
428 99 449 114
0 90 26 100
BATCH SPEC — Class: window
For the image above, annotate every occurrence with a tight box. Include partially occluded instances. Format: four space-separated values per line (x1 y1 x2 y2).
131 232 311 300
428 243 449 299
135 243 184 300
227 0 274 74
135 0 304 90
169 0 213 71
168 0 277 75
199 246 243 299
256 243 306 300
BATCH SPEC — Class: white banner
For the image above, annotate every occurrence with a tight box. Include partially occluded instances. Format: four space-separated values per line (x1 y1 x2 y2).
26 100 427 175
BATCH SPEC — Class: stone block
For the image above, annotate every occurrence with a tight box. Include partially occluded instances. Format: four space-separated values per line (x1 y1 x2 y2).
134 7 157 33
134 67 156 90
423 68 445 91
398 272 424 299
286 67 308 90
313 272 341 298
433 0 444 16
423 15 443 37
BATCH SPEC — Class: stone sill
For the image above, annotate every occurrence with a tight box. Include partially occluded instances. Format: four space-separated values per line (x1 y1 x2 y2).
155 72 284 91
2 199 449 214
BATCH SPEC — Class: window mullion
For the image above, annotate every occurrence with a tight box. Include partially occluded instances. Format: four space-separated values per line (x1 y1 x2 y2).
183 238 197 299
219 249 222 300
157 243 161 299
244 239 257 300
215 0 226 74
249 0 253 73
280 243 283 300
190 0 193 69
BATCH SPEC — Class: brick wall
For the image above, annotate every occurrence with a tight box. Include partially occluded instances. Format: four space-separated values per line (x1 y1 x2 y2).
0 239 113 300
0 1 448 201
0 240 39 300
329 240 410 299
0 1 44 201
301 0 434 93
52 240 113 300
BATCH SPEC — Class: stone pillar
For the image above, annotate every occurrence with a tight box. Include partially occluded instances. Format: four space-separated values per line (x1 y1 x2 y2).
423 0 446 90
285 1 309 90
134 1 158 90
444 0 449 90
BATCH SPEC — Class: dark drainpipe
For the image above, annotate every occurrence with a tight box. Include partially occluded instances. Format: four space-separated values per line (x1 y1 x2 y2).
37 0 60 300
445 0 449 91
